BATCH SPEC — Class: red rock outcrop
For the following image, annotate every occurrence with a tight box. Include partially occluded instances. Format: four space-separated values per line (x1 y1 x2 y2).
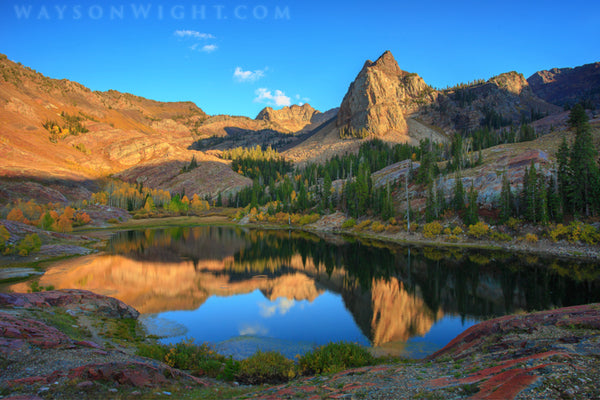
0 289 139 319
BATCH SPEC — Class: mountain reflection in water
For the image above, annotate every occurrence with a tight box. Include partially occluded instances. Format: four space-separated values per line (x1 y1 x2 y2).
12 226 600 356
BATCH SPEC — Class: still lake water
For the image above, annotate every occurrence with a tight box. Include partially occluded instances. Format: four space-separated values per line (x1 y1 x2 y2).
13 226 600 358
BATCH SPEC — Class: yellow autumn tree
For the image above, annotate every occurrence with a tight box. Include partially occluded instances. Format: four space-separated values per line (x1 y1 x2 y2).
22 200 42 221
144 196 155 212
54 214 73 232
190 194 209 213
62 206 75 220
91 191 108 205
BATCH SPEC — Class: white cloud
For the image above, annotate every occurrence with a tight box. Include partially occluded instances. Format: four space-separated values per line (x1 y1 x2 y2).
254 88 292 107
200 44 218 53
233 67 266 83
259 298 295 318
174 30 215 39
295 94 311 103
175 30 217 53
239 323 268 336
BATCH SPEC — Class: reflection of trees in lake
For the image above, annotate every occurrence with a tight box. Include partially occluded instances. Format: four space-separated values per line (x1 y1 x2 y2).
100 227 600 343
224 230 600 318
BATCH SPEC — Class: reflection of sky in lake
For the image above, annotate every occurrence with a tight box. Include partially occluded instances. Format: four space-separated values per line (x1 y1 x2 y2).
159 289 370 347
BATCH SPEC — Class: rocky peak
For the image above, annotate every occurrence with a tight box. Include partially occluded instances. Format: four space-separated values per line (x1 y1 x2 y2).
527 62 600 108
364 50 404 77
488 71 530 95
337 51 433 138
254 103 323 133
256 103 317 123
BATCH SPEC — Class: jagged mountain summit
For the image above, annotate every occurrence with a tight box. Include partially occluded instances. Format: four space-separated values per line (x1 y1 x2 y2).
527 62 600 108
419 71 561 133
253 103 339 136
337 51 435 138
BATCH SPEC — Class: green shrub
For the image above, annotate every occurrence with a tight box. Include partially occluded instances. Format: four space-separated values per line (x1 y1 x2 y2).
468 222 489 239
0 224 9 251
423 221 443 238
506 217 520 230
137 339 237 380
370 221 386 232
342 218 356 229
580 224 599 245
235 350 296 385
16 233 42 256
28 281 55 293
490 231 512 242
525 233 538 243
164 340 213 370
356 220 372 230
137 342 169 361
569 222 582 243
549 224 569 242
298 213 320 226
297 342 374 375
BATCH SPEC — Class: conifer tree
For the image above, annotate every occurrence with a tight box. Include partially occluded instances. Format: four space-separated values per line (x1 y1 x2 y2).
452 174 465 211
499 172 513 223
464 184 479 226
322 172 332 210
522 161 538 223
536 177 549 225
568 104 599 216
556 136 571 215
436 183 446 218
425 183 436 222
547 176 561 222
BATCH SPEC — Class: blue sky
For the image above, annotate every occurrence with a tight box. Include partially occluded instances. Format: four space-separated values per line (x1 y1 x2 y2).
1 0 598 117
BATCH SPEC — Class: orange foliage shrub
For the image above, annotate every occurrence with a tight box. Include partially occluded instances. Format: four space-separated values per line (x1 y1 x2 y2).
7 208 25 222
75 212 91 226
53 213 73 232
62 206 75 220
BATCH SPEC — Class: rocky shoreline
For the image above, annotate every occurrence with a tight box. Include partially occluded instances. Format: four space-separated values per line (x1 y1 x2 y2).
0 290 598 399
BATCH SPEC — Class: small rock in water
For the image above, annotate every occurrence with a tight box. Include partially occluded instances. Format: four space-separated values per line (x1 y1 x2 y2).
108 388 118 393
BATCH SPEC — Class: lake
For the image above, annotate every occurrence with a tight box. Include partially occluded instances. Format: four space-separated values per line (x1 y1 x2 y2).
10 226 600 359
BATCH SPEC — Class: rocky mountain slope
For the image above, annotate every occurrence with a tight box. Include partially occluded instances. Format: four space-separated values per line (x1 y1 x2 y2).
528 61 600 108
0 54 250 203
418 71 561 133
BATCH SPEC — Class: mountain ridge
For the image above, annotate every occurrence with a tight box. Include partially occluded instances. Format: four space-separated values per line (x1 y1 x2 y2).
0 52 598 204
